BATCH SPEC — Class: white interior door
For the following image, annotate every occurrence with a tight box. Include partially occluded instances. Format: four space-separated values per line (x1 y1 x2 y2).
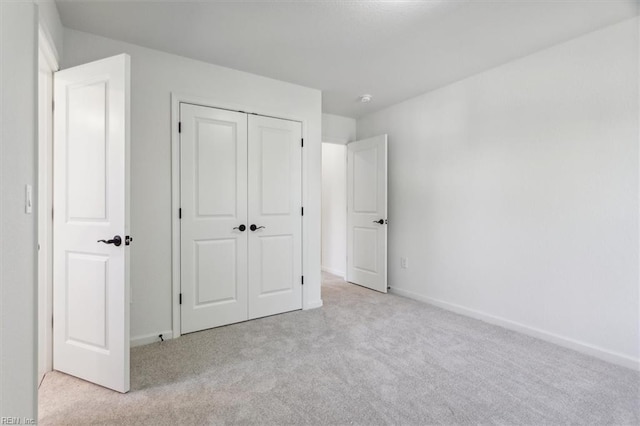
180 104 249 334
347 134 388 293
247 115 302 319
53 54 131 393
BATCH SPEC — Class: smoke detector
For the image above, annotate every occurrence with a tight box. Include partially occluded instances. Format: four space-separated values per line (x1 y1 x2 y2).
359 94 373 103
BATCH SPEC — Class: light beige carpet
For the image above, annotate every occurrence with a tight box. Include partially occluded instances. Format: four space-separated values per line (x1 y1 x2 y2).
39 273 639 425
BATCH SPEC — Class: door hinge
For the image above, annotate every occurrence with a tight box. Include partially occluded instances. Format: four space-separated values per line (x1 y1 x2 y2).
301 276 304 285
178 122 182 133
301 207 304 216
301 138 304 147
179 293 182 305
179 208 182 219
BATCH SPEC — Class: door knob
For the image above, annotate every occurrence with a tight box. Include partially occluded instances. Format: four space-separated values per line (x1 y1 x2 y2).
250 224 265 231
97 235 122 247
233 224 246 232
373 219 385 225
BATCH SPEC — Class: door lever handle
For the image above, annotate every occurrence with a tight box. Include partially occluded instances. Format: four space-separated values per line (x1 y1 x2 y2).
250 224 265 231
233 224 246 232
97 235 122 247
373 219 385 225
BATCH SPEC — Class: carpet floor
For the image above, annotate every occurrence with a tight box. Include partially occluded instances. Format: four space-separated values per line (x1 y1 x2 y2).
39 273 639 425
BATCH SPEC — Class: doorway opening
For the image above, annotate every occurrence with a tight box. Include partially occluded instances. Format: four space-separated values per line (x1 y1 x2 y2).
321 142 347 280
321 135 388 293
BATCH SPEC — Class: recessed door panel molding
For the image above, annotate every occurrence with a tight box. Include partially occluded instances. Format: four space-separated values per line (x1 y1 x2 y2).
248 115 302 320
347 134 388 293
196 118 238 217
180 104 248 334
66 80 108 222
353 146 378 213
259 235 294 296
65 252 109 351
194 239 238 306
260 127 292 215
352 227 378 274
53 54 130 393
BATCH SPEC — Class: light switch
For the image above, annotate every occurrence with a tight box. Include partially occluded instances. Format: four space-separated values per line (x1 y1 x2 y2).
25 184 33 214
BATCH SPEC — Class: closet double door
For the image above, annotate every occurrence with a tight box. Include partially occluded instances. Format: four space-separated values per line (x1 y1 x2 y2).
180 104 302 334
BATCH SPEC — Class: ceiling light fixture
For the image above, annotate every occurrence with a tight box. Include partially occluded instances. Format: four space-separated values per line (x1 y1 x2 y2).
359 94 373 103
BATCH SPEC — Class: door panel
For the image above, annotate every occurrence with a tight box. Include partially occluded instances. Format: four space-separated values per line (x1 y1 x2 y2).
260 235 294 295
195 239 238 305
260 128 292 214
248 116 302 319
66 252 109 350
195 120 239 216
347 135 388 293
53 54 130 393
353 147 378 213
180 104 248 333
66 81 108 220
353 227 378 273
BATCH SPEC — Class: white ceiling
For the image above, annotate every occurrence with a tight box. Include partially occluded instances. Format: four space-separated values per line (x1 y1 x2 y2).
56 0 638 118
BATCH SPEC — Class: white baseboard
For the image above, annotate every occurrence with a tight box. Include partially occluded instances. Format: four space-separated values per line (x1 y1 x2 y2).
389 287 640 371
131 330 174 347
321 266 345 278
304 299 324 310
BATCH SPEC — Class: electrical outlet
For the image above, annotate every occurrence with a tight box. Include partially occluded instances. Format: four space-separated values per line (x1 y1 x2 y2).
401 257 409 269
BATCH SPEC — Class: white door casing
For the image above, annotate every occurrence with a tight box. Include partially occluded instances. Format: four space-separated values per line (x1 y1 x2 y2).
347 134 388 293
180 104 249 334
53 54 131 393
247 115 303 319
38 42 56 386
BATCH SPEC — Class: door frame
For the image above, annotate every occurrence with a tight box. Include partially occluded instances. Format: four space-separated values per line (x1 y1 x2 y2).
37 23 59 386
170 93 310 339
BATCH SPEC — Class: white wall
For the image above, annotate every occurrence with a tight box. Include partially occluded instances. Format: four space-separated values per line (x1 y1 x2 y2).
0 0 39 418
322 113 356 144
36 0 63 59
357 18 639 369
62 29 323 345
322 144 347 277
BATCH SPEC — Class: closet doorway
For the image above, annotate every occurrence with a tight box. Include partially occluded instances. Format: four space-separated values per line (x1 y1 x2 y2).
179 103 303 334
